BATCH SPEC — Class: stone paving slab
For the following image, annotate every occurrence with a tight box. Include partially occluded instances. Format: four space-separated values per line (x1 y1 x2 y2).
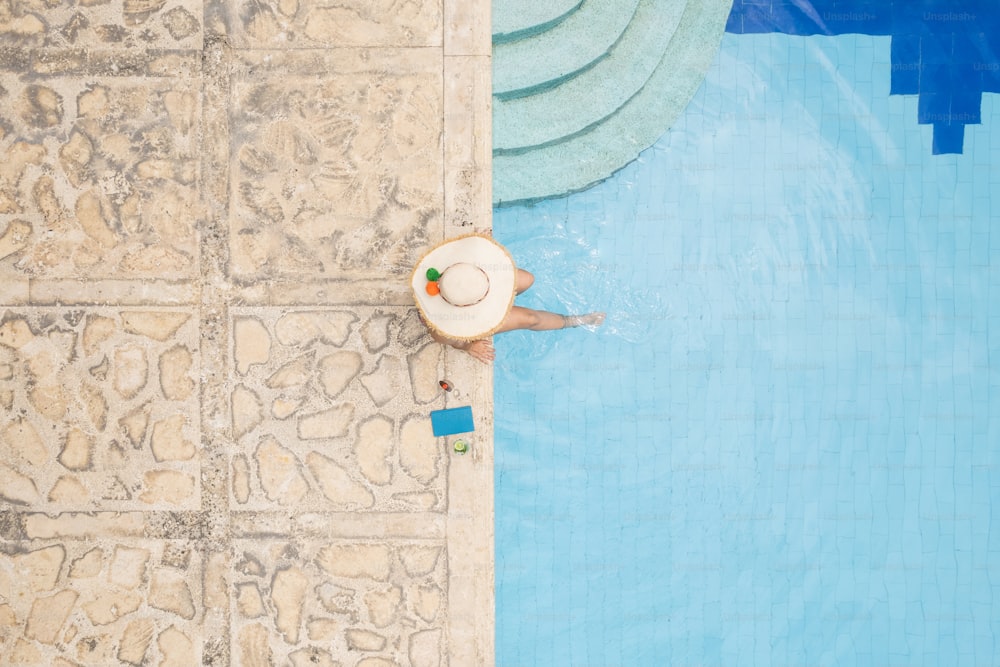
220 0 442 49
0 0 495 664
0 0 205 50
0 307 202 511
0 66 203 282
227 50 443 283
0 537 214 664
228 537 447 666
228 306 446 513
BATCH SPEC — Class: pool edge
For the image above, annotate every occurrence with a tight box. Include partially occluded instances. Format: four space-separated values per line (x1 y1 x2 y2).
443 0 497 664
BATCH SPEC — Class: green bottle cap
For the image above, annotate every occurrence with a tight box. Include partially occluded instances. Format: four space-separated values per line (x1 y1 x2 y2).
426 267 441 281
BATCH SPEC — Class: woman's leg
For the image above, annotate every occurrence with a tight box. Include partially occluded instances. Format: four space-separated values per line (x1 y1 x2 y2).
496 306 605 333
502 269 604 333
515 269 534 295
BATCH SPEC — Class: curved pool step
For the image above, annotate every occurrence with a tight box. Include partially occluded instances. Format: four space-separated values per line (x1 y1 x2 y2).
493 0 733 206
492 0 583 45
493 0 686 154
493 0 641 101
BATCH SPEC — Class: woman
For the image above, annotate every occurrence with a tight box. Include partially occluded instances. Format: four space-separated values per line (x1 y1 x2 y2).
411 234 604 363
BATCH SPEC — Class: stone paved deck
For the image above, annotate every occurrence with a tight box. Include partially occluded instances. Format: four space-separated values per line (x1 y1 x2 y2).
0 0 494 664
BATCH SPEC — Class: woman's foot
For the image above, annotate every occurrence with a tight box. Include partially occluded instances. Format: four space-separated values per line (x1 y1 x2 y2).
565 312 605 330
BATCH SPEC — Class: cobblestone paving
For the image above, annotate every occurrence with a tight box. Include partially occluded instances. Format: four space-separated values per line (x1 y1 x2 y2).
0 0 494 664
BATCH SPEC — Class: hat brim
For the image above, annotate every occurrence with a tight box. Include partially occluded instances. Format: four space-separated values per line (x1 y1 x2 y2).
411 234 516 341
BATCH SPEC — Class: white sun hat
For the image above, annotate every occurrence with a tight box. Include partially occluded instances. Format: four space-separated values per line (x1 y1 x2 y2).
411 234 517 341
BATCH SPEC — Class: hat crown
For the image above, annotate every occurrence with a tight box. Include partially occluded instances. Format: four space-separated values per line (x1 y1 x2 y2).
438 263 489 307
411 234 516 341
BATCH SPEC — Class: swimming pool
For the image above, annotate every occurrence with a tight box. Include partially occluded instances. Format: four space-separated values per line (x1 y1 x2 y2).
494 17 1000 667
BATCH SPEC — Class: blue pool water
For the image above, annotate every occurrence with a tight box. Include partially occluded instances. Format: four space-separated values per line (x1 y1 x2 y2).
494 29 1000 667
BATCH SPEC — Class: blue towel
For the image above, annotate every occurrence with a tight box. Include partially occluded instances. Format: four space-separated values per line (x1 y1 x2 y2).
430 406 475 436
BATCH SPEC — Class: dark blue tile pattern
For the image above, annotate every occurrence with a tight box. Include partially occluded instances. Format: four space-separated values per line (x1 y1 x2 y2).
726 0 1000 154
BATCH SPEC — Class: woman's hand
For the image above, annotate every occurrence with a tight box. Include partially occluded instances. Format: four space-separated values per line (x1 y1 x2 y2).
464 339 495 363
428 328 496 363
